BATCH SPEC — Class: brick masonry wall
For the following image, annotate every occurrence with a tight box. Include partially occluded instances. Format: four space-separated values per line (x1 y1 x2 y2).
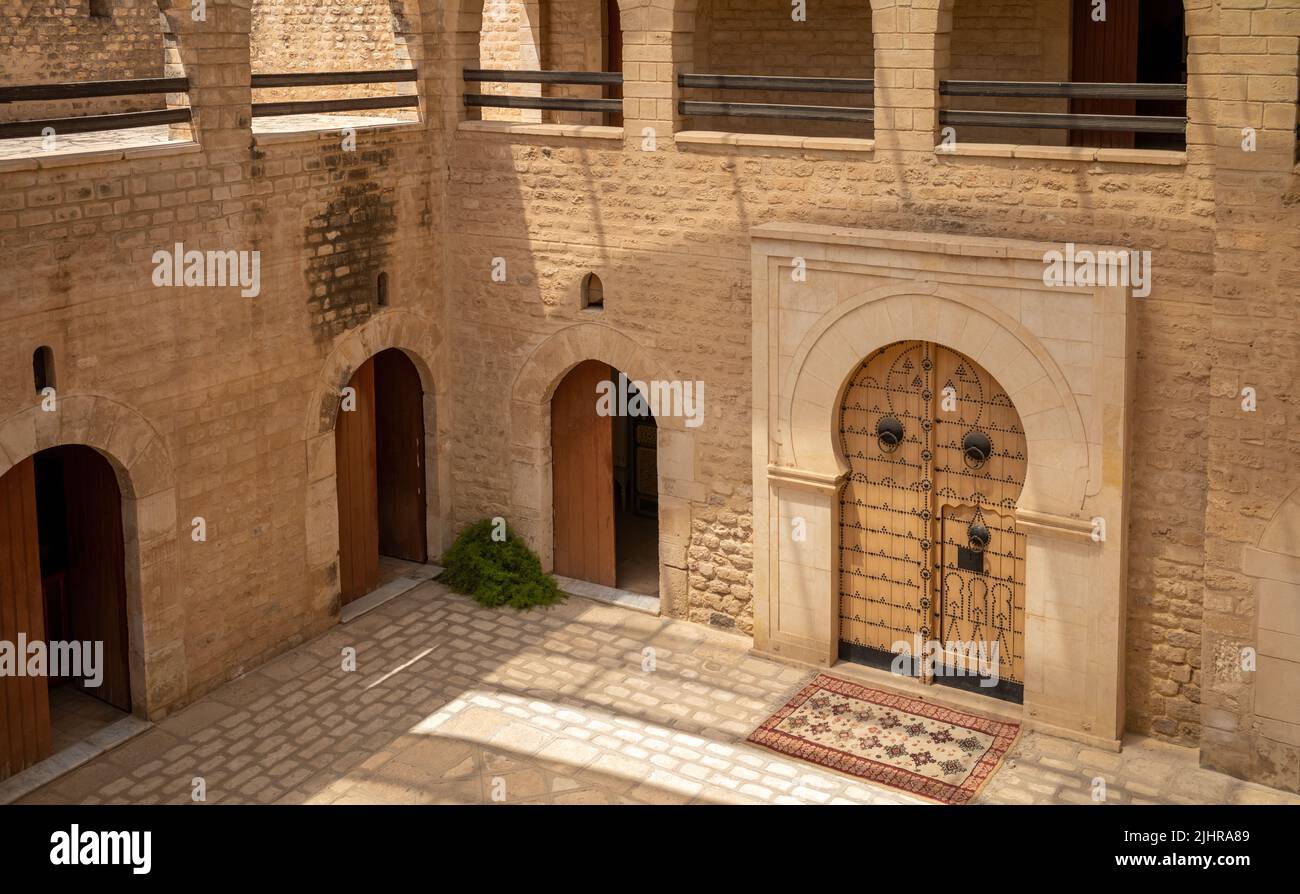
542 0 610 125
448 4 1217 750
0 2 442 712
0 0 166 123
1201 3 1300 792
947 0 1070 144
478 0 532 121
250 0 406 104
475 0 610 124
442 134 1217 652
689 0 875 136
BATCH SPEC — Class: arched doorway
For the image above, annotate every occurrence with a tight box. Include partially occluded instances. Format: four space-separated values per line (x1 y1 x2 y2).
551 360 659 594
0 446 131 782
336 348 428 605
838 340 1027 702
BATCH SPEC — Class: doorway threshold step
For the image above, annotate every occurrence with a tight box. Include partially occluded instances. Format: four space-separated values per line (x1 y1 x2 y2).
341 566 443 624
0 714 152 805
554 575 660 615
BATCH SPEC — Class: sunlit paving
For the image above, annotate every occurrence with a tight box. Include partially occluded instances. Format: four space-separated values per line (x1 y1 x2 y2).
12 581 1297 807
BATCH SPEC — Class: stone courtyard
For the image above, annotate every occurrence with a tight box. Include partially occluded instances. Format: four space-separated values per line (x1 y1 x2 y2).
19 585 1299 807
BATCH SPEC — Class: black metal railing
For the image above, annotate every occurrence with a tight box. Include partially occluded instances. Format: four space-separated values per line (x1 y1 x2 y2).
251 69 419 118
678 73 874 124
463 70 623 114
0 77 190 138
939 80 1187 135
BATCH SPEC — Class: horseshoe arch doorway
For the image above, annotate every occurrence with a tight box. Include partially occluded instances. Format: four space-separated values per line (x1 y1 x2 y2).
837 340 1028 703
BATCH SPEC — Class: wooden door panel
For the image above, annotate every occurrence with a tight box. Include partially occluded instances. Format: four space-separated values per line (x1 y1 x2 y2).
1070 0 1139 148
375 350 427 563
839 342 1028 691
929 345 1027 685
0 457 52 781
938 506 1025 683
838 341 930 661
337 358 379 604
551 360 615 587
60 447 132 713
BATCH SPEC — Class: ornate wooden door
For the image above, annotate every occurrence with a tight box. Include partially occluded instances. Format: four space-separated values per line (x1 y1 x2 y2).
930 346 1028 689
838 341 1027 698
839 342 931 669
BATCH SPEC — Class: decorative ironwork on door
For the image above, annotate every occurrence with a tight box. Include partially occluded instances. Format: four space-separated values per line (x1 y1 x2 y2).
838 341 1027 701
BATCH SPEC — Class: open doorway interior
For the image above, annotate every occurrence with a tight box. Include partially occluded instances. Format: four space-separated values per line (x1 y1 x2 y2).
612 376 657 595
34 447 133 748
0 446 133 783
550 362 659 599
336 349 429 607
1069 0 1186 150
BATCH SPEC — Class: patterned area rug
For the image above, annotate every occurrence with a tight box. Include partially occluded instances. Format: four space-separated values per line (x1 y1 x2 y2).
748 674 1020 805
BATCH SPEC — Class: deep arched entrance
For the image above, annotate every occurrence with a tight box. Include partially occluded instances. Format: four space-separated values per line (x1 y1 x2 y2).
551 360 659 594
0 445 131 782
336 348 428 605
838 340 1027 702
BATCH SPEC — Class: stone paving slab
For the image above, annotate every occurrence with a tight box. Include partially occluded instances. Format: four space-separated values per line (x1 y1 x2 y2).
19 581 1300 806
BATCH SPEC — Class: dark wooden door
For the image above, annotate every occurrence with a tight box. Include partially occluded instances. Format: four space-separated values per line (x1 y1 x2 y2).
375 349 427 563
551 360 616 586
605 0 623 127
60 447 131 713
336 357 379 604
1070 0 1139 148
0 457 52 781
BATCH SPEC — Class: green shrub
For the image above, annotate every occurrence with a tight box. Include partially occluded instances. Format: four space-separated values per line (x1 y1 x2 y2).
437 519 565 611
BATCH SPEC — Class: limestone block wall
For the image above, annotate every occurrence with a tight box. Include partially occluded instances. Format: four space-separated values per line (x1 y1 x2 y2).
0 0 1296 795
541 0 608 124
0 0 167 124
946 0 1071 145
478 0 542 121
250 0 412 105
0 1 444 717
1201 1 1300 793
440 1 1220 683
475 0 607 124
687 0 875 136
436 0 1300 777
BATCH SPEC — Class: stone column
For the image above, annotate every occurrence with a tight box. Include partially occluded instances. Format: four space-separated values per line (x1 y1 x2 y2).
433 0 489 129
163 0 253 158
871 0 946 153
621 0 691 148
